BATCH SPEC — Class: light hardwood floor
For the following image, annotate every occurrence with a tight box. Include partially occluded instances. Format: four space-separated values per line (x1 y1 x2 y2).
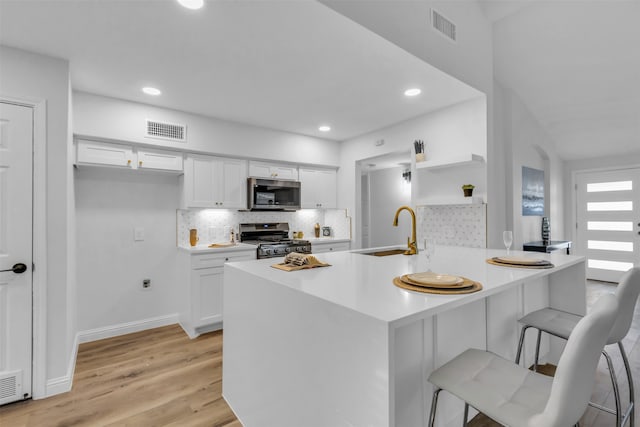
0 281 637 426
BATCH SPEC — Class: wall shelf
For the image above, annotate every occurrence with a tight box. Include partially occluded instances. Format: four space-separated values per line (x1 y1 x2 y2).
417 196 485 206
415 153 484 171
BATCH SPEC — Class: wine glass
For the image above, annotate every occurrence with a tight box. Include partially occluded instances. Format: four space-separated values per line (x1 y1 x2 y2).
503 231 513 255
423 238 436 269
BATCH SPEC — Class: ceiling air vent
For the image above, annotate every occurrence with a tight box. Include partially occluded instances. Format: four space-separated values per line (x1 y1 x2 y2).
431 9 457 42
145 119 187 142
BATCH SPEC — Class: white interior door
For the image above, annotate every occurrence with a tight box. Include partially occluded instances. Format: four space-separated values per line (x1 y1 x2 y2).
576 168 640 282
0 102 33 404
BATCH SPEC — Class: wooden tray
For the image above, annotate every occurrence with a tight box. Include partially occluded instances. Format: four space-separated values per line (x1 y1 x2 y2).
486 258 554 269
393 276 482 295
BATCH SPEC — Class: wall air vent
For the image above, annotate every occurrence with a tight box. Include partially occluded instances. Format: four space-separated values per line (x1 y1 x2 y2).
0 370 22 405
145 119 187 142
431 9 457 42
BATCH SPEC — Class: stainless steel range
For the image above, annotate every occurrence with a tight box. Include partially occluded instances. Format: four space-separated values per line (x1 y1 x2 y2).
239 222 311 259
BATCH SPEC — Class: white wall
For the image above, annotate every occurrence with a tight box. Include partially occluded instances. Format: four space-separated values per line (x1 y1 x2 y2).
367 167 411 247
75 168 181 334
0 45 75 394
494 82 565 250
340 97 486 249
73 91 341 167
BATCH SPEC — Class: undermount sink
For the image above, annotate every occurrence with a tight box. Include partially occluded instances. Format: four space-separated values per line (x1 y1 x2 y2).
358 248 408 257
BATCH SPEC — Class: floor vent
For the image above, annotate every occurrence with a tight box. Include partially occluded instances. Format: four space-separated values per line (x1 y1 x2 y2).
0 370 22 405
145 119 187 142
431 9 457 42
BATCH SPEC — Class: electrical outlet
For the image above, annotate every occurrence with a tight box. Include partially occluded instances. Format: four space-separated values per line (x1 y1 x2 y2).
142 278 151 289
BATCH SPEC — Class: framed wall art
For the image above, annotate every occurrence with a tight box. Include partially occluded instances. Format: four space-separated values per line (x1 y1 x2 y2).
522 166 544 216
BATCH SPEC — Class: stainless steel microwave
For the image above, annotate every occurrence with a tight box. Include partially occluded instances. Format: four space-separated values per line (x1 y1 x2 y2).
247 177 301 211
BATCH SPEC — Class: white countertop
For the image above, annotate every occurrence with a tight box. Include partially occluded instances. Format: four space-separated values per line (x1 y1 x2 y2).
226 245 585 325
178 242 257 254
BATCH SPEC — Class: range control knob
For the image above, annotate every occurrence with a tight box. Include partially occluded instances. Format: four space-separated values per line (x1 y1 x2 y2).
285 247 291 253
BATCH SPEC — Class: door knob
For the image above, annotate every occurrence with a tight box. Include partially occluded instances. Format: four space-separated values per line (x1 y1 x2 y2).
1 263 27 274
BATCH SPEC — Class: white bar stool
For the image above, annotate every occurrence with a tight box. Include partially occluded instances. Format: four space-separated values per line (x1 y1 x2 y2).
428 294 619 427
516 267 639 427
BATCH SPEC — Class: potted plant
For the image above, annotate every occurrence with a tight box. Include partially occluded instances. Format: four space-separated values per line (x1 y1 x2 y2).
462 184 475 197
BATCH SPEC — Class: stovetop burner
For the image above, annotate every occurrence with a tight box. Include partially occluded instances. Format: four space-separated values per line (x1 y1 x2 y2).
239 222 312 258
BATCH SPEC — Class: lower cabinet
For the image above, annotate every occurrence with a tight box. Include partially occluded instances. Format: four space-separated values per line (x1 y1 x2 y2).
311 241 351 254
180 248 256 338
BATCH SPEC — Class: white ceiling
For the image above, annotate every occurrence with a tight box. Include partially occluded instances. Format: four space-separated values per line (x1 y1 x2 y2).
486 0 640 160
0 0 482 142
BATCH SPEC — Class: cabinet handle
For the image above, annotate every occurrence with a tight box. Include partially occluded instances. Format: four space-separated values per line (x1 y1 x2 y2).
225 257 229 262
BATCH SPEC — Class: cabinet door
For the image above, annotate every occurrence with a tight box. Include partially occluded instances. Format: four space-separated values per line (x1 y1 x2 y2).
317 169 337 208
300 168 320 208
271 165 298 180
191 267 224 327
137 148 183 171
249 161 297 180
184 155 217 208
248 162 273 179
300 168 337 208
219 158 248 209
76 140 135 168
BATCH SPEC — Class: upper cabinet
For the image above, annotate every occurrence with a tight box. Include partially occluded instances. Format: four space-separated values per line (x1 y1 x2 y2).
76 139 135 168
76 139 183 172
299 167 337 209
137 148 184 171
249 161 298 180
182 155 247 209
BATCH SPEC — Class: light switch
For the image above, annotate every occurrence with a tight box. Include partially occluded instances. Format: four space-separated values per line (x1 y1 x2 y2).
134 227 145 241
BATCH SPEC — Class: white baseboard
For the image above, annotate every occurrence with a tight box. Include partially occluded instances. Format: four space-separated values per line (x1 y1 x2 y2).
44 332 79 398
77 313 180 344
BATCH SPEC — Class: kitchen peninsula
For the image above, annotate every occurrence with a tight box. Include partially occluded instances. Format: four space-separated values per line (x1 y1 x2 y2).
222 246 586 427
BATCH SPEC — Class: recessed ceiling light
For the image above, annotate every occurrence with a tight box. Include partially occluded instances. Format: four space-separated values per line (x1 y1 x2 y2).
177 0 204 10
318 125 331 132
142 87 162 96
404 88 421 97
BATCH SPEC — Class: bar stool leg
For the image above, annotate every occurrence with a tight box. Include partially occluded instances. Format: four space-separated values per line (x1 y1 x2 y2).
603 349 623 427
516 325 532 365
619 341 635 427
462 403 469 427
534 329 542 372
429 388 442 427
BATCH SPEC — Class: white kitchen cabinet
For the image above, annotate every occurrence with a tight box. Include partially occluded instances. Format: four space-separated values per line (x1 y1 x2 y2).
311 240 350 253
180 248 256 338
76 139 184 173
182 155 247 209
249 161 298 180
136 148 183 171
299 167 337 209
76 139 135 168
